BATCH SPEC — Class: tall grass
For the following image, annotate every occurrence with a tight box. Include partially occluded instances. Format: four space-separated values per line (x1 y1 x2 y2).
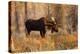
11 31 77 52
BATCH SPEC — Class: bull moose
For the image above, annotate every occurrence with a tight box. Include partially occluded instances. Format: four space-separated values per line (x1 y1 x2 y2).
25 17 58 38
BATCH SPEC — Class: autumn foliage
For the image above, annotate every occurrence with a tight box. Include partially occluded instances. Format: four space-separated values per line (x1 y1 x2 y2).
9 1 78 53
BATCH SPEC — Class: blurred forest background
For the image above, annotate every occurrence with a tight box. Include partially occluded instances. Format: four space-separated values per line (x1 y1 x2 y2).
9 1 78 53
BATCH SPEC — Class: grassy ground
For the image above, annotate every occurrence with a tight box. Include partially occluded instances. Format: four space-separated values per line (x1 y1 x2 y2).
10 30 78 53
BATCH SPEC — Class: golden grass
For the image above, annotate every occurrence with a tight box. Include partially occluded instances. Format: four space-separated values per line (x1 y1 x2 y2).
53 33 78 50
10 31 78 52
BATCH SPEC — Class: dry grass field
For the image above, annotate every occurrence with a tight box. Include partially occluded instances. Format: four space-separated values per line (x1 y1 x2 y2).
11 30 77 53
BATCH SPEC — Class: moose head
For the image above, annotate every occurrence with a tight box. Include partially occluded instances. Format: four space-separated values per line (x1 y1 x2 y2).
51 17 58 33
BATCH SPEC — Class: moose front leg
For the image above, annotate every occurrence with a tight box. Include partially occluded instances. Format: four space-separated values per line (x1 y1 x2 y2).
40 31 45 38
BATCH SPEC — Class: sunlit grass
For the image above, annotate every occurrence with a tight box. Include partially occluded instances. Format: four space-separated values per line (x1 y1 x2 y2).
11 31 78 52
